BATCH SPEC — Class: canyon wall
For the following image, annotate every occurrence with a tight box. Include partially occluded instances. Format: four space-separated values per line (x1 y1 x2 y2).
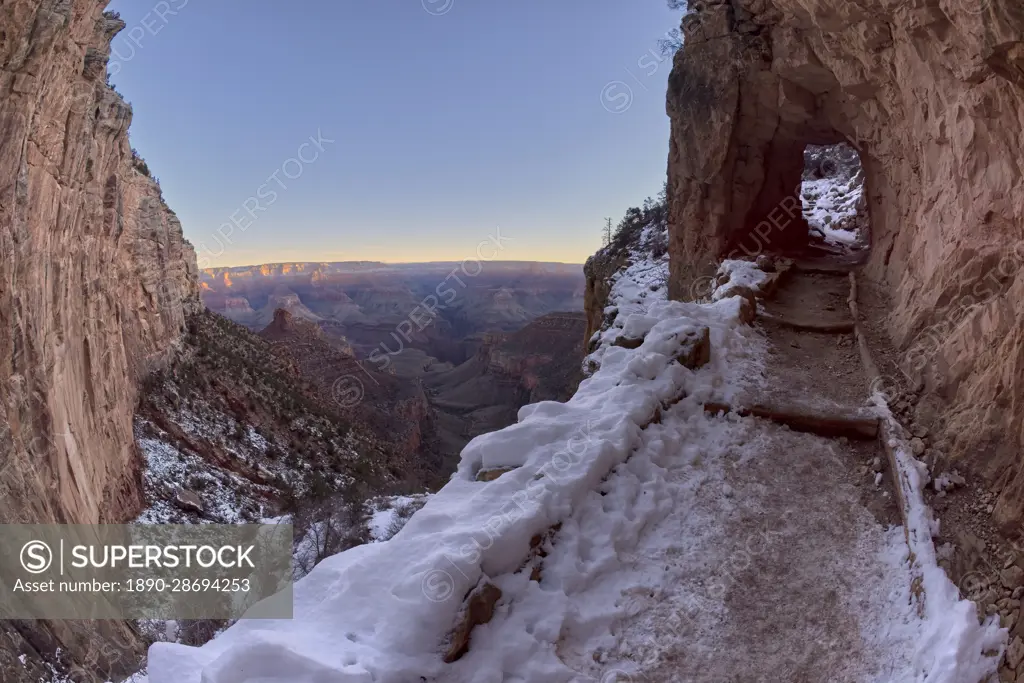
666 0 1024 528
0 0 198 528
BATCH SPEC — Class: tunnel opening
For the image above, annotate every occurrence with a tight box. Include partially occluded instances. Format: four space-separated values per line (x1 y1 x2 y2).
799 143 870 261
724 139 870 264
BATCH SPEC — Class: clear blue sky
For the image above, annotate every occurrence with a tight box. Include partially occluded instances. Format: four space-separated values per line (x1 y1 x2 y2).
106 0 681 268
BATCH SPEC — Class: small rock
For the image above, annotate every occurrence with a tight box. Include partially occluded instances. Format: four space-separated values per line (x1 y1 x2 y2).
989 505 996 515
612 334 645 350
672 326 712 370
790 340 800 349
173 489 204 514
444 582 503 663
734 291 757 324
912 424 929 439
755 254 775 272
1007 636 1024 670
871 457 884 474
476 466 519 482
911 438 926 456
1013 587 1024 600
1002 566 1024 591
1001 665 1016 682
1007 556 1017 570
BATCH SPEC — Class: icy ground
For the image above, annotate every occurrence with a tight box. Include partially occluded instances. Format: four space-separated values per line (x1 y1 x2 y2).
143 225 1001 683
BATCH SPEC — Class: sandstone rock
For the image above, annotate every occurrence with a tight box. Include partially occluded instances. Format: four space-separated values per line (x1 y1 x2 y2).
444 581 502 663
1003 567 1024 591
911 438 927 456
0 1 198 671
1 2 199 529
755 254 776 272
664 0 1024 529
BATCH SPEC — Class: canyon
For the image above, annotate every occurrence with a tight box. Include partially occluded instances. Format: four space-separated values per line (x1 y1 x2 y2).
200 260 584 362
202 260 587 478
4 0 1024 680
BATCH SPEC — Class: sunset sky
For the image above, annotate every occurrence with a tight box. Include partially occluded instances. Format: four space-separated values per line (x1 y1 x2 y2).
107 0 681 267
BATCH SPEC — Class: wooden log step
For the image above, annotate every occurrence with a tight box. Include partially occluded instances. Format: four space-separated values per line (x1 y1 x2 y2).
703 400 879 440
791 260 861 275
760 313 855 334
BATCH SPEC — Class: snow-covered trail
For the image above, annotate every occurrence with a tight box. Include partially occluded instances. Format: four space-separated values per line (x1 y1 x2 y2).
549 413 918 682
446 262 997 683
447 271 921 682
143 227 1002 683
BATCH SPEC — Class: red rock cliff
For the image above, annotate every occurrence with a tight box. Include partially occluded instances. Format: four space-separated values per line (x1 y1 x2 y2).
0 1 199 526
666 0 1024 527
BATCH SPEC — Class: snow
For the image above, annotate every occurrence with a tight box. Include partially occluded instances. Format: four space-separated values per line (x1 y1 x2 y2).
802 175 863 247
590 221 670 351
870 395 1005 682
712 259 771 301
142 221 1000 683
367 494 430 542
134 428 267 525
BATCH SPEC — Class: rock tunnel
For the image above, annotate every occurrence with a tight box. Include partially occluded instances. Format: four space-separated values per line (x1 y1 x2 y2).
665 0 1024 528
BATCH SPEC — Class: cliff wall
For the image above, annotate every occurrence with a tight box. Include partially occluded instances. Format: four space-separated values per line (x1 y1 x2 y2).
665 0 1024 528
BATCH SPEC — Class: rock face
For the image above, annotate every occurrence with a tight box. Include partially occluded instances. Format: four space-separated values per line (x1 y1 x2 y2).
666 0 1024 528
1 2 198 528
0 2 198 676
